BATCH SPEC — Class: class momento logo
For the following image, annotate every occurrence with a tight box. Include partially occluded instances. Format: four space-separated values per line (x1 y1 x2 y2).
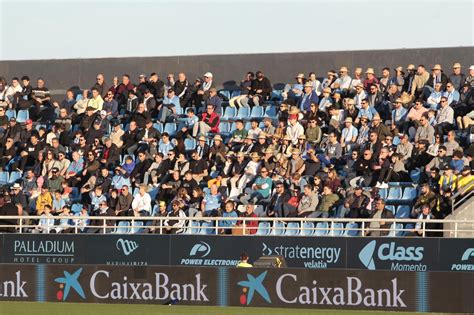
358 240 425 271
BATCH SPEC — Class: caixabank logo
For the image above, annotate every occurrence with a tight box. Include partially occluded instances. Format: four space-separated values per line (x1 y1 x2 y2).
357 240 427 271
234 270 409 309
50 266 210 303
237 271 271 305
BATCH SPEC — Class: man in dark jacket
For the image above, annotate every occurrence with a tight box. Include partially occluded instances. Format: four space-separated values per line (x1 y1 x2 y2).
100 138 121 169
130 151 152 185
249 71 272 106
148 73 165 101
368 198 394 236
266 182 291 217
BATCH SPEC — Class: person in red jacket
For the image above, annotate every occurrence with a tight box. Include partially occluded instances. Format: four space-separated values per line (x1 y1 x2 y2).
192 104 220 137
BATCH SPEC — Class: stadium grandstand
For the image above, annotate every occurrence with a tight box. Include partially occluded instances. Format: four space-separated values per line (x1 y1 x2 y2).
0 62 472 237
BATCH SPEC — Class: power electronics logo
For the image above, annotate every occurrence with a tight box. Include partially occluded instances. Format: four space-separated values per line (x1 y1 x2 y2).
190 242 211 258
116 239 139 256
54 268 86 301
451 248 474 271
237 271 271 305
262 242 341 268
358 240 426 271
180 241 239 266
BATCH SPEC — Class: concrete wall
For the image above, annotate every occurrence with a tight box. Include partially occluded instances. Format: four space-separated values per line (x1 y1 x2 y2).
0 47 473 92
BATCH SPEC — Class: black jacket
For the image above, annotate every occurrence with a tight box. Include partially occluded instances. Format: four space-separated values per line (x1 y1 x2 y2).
250 77 272 99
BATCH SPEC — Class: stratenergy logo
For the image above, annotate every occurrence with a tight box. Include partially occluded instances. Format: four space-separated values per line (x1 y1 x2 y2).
237 271 271 305
359 240 377 270
189 241 211 258
54 268 86 301
116 238 139 256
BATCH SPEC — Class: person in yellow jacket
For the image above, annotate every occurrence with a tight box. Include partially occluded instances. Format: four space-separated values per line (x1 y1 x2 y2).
456 166 473 195
36 187 53 215
236 253 253 268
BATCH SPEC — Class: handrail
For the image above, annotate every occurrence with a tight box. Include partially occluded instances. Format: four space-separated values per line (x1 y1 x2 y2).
1 215 473 237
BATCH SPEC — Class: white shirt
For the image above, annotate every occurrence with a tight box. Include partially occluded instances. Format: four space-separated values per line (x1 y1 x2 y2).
286 122 304 145
132 192 152 214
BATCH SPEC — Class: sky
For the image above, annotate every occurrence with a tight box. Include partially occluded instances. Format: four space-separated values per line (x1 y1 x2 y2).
0 0 473 60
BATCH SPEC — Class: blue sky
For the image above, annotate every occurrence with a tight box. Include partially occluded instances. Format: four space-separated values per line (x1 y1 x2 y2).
0 0 472 60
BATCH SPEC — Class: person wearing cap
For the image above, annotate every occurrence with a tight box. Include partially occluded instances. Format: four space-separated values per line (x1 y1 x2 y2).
209 134 227 169
465 65 474 88
395 133 413 164
318 87 333 112
3 116 21 143
392 66 405 90
340 117 358 151
425 145 450 173
252 133 268 155
298 81 319 112
391 98 408 132
249 71 272 106
425 64 449 94
438 165 457 194
362 68 379 91
402 64 416 94
353 82 367 109
196 72 214 106
448 63 465 91
10 183 28 211
286 112 304 145
411 65 430 98
282 73 305 102
331 66 352 91
239 134 255 155
195 135 210 160
321 70 337 90
88 87 104 112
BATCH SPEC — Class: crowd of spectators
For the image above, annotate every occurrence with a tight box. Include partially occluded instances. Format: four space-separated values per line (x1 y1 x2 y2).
0 62 472 235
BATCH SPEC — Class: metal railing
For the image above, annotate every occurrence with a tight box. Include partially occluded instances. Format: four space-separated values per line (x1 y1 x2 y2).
0 215 473 238
451 187 474 214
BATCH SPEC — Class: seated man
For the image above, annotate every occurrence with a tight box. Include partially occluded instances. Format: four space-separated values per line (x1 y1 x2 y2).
131 184 152 216
313 186 340 218
192 104 220 137
239 167 273 205
157 88 181 123
201 184 223 216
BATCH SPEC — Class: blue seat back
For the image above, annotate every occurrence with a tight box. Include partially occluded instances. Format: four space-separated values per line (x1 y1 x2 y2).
256 222 271 236
223 106 237 119
116 221 130 234
300 222 315 236
272 221 285 235
402 187 418 200
16 110 29 123
330 223 344 236
163 123 177 136
184 138 196 151
250 106 264 118
315 222 329 236
0 171 9 185
284 222 300 236
8 171 21 184
236 107 250 119
396 205 411 218
387 187 402 200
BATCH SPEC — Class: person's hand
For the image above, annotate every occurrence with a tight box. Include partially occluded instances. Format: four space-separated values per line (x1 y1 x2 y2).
256 89 262 94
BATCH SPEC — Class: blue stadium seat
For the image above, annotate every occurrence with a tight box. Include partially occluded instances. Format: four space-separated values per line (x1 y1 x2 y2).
187 221 201 234
386 205 396 214
396 205 411 218
271 90 283 101
388 223 404 237
130 221 144 234
402 187 418 201
256 222 271 236
387 187 402 201
222 106 237 120
410 169 421 183
8 171 21 184
329 222 344 236
163 123 177 137
236 107 250 119
378 188 388 199
344 222 360 236
284 222 300 236
153 122 163 134
71 204 83 214
218 121 230 134
231 90 241 98
228 122 237 133
16 110 29 123
148 188 159 200
300 222 315 236
0 171 9 185
218 90 231 101
200 221 215 235
6 109 16 120
392 136 401 146
250 106 264 119
184 138 196 151
315 222 329 236
264 105 278 119
244 121 251 130
75 94 83 101
116 221 131 234
272 221 285 235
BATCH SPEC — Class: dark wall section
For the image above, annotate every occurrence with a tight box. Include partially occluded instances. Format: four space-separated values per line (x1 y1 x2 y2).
1 47 472 91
